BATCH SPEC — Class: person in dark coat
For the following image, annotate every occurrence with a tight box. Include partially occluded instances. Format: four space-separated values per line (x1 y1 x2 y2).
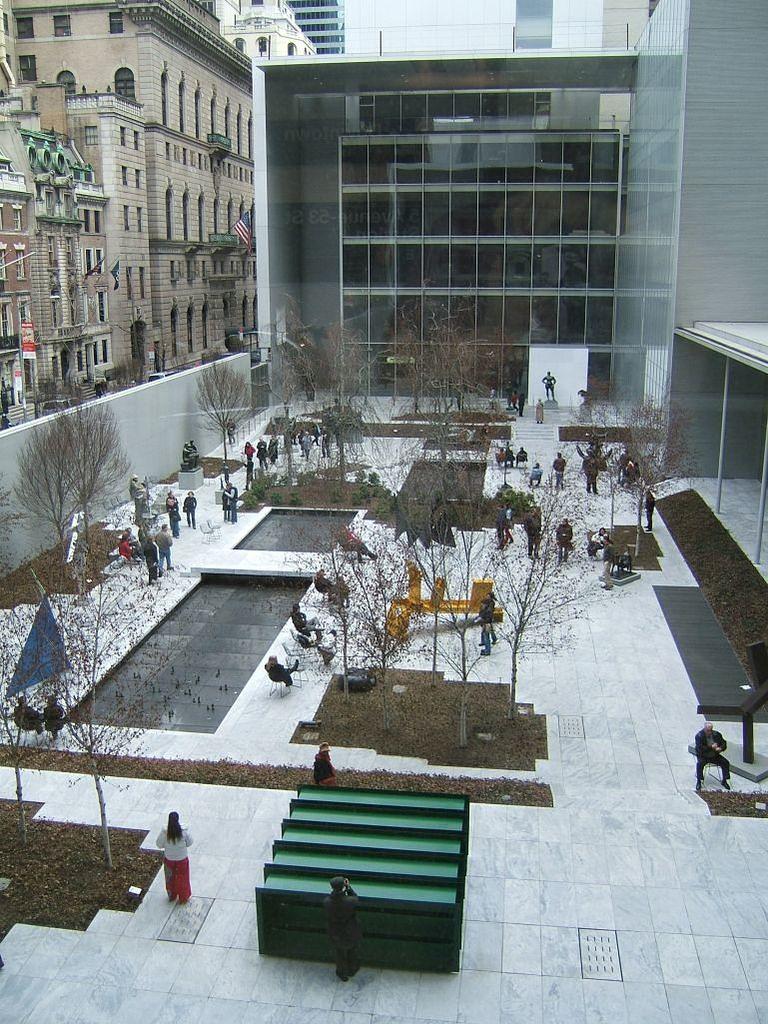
645 490 656 531
143 534 161 582
556 518 573 564
43 696 67 740
523 508 541 559
223 482 238 523
324 876 362 981
268 436 279 464
165 491 181 538
313 743 337 786
182 492 197 529
265 655 298 689
256 440 268 471
477 591 497 646
495 507 513 550
583 456 599 495
517 391 525 418
291 603 323 640
694 722 731 791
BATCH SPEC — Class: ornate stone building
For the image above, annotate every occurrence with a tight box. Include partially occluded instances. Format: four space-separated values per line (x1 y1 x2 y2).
11 0 256 377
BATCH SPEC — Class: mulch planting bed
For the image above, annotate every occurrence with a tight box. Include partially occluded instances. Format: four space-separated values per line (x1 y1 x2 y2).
658 489 768 674
395 412 512 425
160 456 243 484
0 799 160 942
291 669 548 771
0 523 121 608
365 422 510 442
559 425 631 443
0 749 552 808
611 524 663 571
699 791 768 818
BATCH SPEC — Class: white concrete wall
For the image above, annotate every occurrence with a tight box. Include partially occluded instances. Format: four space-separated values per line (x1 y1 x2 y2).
0 354 251 569
527 346 588 407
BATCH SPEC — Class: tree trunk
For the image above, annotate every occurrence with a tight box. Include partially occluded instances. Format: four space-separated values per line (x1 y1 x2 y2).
459 691 468 748
14 764 27 845
341 623 349 699
284 426 293 485
430 605 439 686
635 493 644 558
609 480 615 533
381 662 391 731
338 435 347 486
222 430 229 464
507 645 520 719
92 769 113 869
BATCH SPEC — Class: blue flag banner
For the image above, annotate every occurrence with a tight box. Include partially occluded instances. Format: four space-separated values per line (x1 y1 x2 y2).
8 596 71 697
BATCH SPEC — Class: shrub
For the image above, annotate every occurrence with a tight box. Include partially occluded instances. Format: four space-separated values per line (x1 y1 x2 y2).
289 491 302 506
495 486 535 517
269 491 283 504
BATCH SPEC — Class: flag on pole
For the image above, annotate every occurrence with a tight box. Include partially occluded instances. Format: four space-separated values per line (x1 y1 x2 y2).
110 259 120 291
233 210 252 253
83 256 105 281
8 596 71 697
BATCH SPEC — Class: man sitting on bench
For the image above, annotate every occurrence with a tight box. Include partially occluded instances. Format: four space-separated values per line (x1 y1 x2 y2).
515 446 528 467
265 655 299 689
291 603 323 641
694 722 731 791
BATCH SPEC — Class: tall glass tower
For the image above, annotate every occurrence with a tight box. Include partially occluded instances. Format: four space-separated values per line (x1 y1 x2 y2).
287 0 344 53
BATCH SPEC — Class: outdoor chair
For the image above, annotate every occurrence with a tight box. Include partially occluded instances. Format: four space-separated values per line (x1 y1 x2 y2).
200 519 221 544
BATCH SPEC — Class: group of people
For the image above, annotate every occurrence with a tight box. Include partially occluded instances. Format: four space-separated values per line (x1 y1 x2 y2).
243 437 280 485
292 424 331 460
13 694 67 739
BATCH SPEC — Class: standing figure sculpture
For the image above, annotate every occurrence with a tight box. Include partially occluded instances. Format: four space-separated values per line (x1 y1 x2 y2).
542 371 557 401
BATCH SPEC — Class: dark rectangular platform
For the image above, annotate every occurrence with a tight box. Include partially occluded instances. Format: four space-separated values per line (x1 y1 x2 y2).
236 509 355 553
654 586 752 714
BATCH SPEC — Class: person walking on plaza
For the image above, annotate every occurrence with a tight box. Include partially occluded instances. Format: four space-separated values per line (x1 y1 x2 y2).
143 533 160 582
313 742 337 786
524 508 541 559
478 591 497 653
165 491 181 538
301 432 313 460
156 811 193 904
183 491 197 530
556 518 573 564
156 525 173 573
324 877 362 982
517 390 525 418
535 399 545 424
552 452 566 490
495 506 514 550
645 489 656 531
244 440 255 486
256 439 268 472
321 429 330 458
694 722 731 791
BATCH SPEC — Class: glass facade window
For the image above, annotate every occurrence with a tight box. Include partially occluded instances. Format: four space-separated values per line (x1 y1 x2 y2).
339 130 620 355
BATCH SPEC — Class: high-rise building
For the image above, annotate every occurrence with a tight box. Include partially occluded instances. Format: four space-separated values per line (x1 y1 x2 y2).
287 0 344 55
8 0 256 388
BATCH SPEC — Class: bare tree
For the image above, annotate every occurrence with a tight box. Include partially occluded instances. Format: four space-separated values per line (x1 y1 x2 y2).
15 406 129 546
491 488 590 718
320 322 367 486
196 360 251 462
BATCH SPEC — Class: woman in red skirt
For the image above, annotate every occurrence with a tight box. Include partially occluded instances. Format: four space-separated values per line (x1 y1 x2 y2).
156 811 193 903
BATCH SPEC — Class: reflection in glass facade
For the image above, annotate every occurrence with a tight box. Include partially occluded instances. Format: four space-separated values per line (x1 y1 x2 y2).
341 131 619 385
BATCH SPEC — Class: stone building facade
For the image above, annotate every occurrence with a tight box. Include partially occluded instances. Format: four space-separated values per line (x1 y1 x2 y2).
11 0 256 377
219 0 315 61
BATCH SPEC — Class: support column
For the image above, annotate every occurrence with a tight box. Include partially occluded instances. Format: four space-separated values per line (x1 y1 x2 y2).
715 357 730 513
754 412 768 563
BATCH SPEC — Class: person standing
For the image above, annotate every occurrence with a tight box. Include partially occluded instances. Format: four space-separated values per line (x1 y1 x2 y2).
268 435 279 465
244 440 256 486
584 457 599 495
645 489 656 531
478 591 497 647
143 533 160 582
524 508 541 559
313 742 337 786
324 877 362 982
694 722 731 791
535 399 545 424
556 518 573 564
552 452 566 490
301 432 313 460
600 533 615 590
183 491 197 530
517 390 525 418
225 481 238 523
166 491 181 538
321 430 330 458
508 389 518 413
156 525 173 573
256 439 268 472
156 811 193 904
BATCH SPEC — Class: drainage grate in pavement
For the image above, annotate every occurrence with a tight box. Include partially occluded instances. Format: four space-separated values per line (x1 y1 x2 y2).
159 897 213 942
559 715 585 738
579 929 622 981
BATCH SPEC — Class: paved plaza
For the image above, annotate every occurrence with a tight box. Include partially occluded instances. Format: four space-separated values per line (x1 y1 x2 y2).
1 400 768 1024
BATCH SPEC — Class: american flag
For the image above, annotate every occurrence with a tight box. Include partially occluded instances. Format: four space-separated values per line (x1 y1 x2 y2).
234 210 252 253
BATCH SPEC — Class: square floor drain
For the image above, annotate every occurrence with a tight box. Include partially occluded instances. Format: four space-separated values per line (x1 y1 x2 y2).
159 897 213 943
559 715 585 738
579 929 622 981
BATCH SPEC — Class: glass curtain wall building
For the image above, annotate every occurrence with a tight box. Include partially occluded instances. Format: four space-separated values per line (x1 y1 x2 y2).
254 53 635 398
287 0 344 53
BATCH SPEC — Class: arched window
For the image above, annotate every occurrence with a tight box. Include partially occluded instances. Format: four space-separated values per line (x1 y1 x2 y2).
234 37 246 53
224 101 230 139
287 43 296 56
165 187 173 239
114 67 135 99
178 79 185 133
210 96 216 134
170 304 178 356
226 198 233 232
182 190 189 241
160 70 168 124
194 86 201 139
236 109 242 154
57 70 76 96
242 295 248 327
212 196 219 234
197 194 205 242
252 295 258 328
257 37 268 55
186 304 194 352
202 301 209 348
247 115 252 159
